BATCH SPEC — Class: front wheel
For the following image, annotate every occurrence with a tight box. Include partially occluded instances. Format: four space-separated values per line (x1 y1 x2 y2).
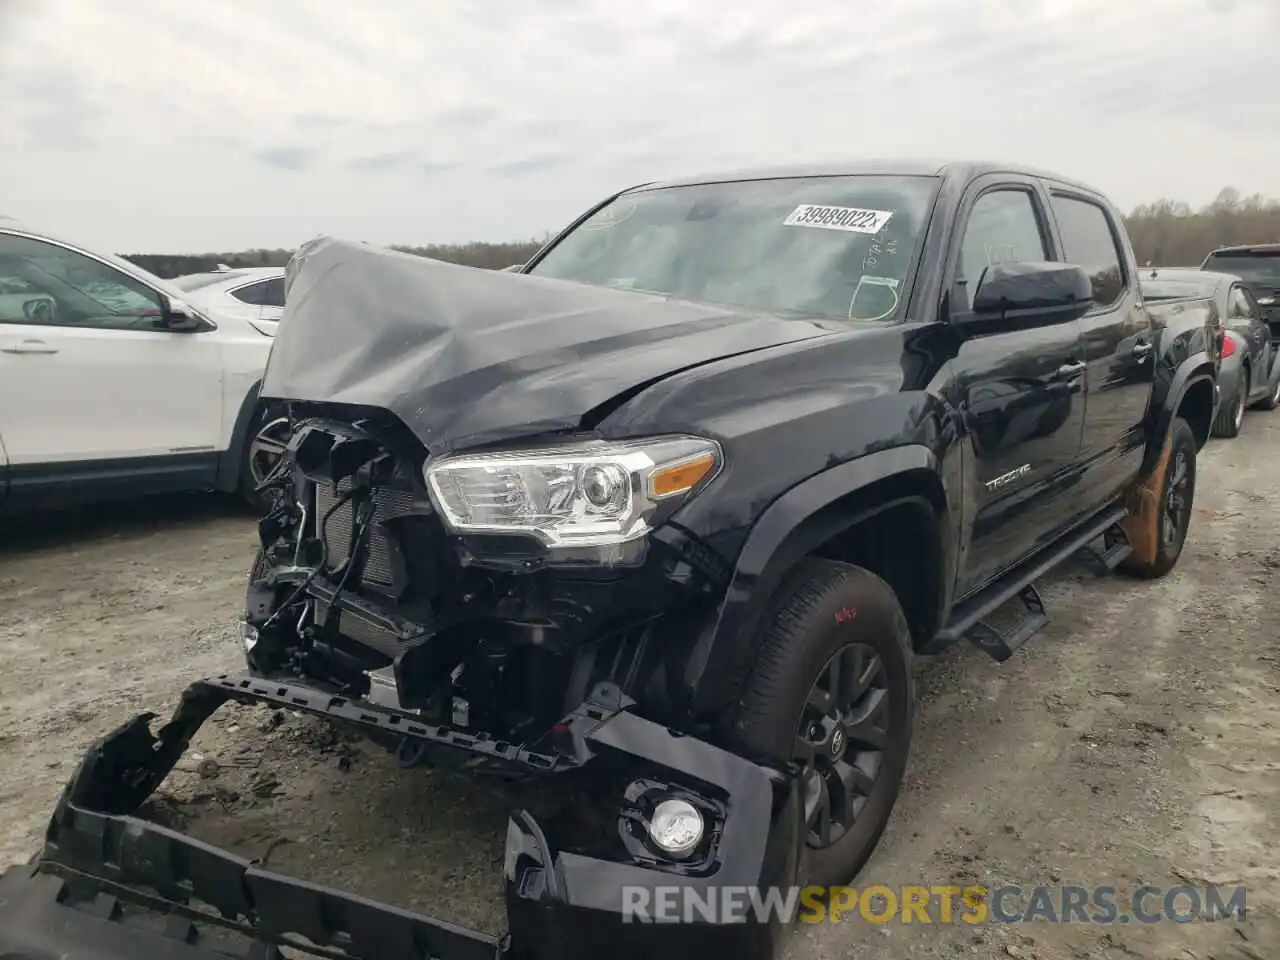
1119 416 1197 579
722 559 915 888
239 405 290 511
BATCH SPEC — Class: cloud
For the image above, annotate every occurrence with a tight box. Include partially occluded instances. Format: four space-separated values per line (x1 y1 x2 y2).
345 150 416 172
0 0 1275 252
254 146 317 171
489 152 574 178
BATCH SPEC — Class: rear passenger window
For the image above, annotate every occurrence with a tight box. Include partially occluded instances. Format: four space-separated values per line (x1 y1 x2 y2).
1050 195 1126 307
231 281 269 305
258 277 285 307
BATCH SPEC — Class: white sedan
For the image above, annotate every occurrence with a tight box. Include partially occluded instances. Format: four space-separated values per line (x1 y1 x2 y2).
171 265 286 327
0 222 282 514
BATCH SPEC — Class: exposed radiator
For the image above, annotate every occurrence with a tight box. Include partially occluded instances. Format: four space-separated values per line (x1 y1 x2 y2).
315 479 417 588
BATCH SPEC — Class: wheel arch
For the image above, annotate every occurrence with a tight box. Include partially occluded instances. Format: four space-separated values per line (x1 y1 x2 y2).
214 379 263 492
1143 355 1215 476
682 445 952 717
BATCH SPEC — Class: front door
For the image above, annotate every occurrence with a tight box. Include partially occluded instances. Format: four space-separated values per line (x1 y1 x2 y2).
0 232 224 470
945 181 1087 597
1047 191 1153 505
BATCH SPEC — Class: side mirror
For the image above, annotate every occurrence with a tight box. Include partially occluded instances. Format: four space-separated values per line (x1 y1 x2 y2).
160 295 205 331
967 261 1094 324
22 297 53 323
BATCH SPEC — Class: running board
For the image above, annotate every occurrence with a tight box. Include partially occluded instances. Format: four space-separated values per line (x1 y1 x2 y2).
1072 521 1132 575
964 584 1046 662
931 505 1128 660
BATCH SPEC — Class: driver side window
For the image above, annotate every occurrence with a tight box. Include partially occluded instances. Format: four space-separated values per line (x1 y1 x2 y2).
0 233 166 330
955 190 1050 311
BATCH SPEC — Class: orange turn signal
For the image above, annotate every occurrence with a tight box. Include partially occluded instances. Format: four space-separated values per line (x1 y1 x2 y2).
648 453 718 498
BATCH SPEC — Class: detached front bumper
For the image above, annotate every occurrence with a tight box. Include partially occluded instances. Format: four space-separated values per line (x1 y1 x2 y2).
0 677 803 960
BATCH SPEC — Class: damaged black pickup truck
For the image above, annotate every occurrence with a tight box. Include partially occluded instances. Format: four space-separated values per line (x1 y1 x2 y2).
0 160 1220 960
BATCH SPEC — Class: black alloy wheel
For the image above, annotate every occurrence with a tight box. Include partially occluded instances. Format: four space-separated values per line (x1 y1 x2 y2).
796 642 889 850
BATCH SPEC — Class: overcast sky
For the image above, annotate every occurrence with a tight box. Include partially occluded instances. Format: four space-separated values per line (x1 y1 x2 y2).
0 0 1276 254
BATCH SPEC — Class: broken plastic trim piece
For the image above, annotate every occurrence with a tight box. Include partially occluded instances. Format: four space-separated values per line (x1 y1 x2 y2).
0 675 804 960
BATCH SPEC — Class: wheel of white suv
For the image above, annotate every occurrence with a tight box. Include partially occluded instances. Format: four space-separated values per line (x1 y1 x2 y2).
240 406 290 511
722 559 915 888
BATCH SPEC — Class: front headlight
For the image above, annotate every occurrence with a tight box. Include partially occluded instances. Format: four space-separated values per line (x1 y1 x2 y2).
424 436 721 550
1258 296 1275 306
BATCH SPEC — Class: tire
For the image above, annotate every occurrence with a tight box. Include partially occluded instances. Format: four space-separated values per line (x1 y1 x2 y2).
239 405 290 512
1118 416 1197 579
1211 369 1247 439
1252 369 1280 411
722 559 915 888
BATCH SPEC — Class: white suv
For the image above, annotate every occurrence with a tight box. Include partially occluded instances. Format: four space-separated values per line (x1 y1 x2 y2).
0 223 281 513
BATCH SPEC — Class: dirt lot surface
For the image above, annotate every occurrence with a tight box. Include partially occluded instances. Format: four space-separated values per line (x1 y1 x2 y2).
2 416 1278 960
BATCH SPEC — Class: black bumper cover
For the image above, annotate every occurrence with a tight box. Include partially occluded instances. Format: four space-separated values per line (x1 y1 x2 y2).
0 676 804 960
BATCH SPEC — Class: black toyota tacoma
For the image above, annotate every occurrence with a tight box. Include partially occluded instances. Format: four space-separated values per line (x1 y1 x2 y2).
0 160 1219 960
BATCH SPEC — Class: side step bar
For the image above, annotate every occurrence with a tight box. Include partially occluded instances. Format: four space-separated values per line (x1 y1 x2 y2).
931 505 1129 661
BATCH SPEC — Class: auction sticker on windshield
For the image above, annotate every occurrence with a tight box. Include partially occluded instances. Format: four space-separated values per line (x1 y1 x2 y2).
784 205 894 234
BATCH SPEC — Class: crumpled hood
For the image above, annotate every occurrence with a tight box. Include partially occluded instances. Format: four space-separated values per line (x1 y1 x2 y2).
261 237 835 452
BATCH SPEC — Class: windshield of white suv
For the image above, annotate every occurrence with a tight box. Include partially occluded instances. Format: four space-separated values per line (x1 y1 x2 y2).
527 175 940 323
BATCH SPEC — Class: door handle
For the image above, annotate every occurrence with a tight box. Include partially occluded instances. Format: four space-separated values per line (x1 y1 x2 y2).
1131 341 1153 361
1053 361 1086 380
0 339 58 354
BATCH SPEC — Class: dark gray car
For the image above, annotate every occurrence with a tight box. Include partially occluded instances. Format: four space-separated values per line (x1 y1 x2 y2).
1143 267 1280 437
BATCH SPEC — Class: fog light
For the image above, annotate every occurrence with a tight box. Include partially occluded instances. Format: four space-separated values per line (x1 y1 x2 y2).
240 621 259 653
647 798 704 858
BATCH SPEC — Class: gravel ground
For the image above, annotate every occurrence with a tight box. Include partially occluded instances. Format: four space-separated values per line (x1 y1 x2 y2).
1 415 1277 960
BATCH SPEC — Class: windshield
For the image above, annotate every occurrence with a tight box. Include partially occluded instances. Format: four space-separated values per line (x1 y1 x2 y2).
528 175 940 322
1201 252 1280 284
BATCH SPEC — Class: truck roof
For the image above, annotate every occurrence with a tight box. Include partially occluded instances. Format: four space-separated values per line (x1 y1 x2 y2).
638 158 1102 195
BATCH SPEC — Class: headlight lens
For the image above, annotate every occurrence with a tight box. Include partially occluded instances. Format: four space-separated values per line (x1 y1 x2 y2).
1258 295 1275 305
424 436 721 548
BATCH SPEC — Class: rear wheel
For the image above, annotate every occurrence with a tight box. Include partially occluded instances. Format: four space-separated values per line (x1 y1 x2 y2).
1211 369 1246 439
723 559 915 888
1252 369 1280 411
1119 416 1196 579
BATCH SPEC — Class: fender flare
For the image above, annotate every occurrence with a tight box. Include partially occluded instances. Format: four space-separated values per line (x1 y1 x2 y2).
1141 353 1215 477
214 379 263 493
681 444 944 715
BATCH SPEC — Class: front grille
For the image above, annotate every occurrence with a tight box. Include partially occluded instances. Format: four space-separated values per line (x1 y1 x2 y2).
315 479 417 588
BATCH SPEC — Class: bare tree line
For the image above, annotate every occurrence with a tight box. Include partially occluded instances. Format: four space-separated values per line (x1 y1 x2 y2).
1125 188 1280 266
122 188 1280 279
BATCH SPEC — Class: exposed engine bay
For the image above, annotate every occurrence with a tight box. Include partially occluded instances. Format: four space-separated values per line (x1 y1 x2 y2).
243 408 731 774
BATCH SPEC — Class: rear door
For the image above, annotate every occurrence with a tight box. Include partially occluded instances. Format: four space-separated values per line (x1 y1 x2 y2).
1046 189 1154 506
946 176 1087 596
